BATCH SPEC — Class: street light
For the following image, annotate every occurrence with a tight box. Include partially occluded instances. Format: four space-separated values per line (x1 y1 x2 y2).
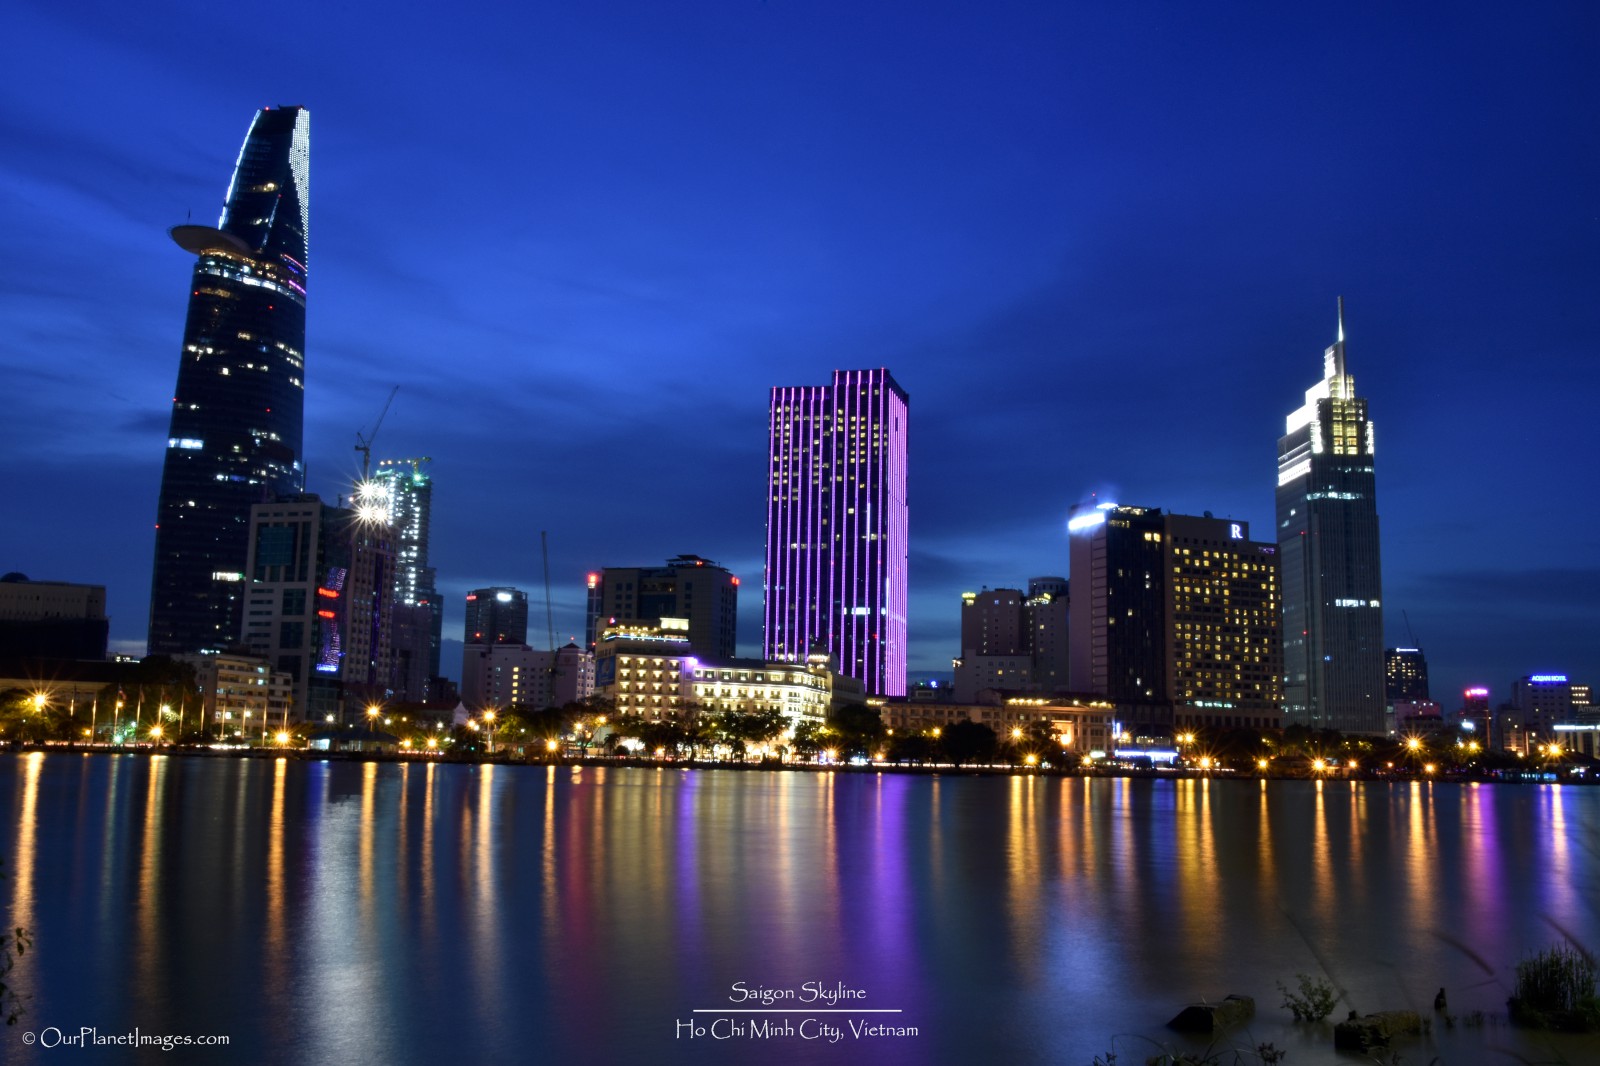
484 709 497 755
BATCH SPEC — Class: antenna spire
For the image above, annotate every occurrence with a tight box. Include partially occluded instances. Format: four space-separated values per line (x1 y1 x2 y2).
1336 295 1346 344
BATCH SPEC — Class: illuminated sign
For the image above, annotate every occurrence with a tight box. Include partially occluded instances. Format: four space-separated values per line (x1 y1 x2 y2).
1229 523 1243 539
317 587 339 599
1530 675 1568 683
1067 511 1106 533
496 592 512 603
1464 687 1489 697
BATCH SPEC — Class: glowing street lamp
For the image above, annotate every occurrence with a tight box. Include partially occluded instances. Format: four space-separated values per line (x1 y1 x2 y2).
484 709 498 755
275 731 290 746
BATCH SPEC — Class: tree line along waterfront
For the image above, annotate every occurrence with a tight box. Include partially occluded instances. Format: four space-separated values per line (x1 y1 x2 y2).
2 661 1592 783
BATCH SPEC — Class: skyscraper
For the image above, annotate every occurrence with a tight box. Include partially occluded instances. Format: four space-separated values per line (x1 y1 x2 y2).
1068 504 1283 732
148 107 311 656
764 369 909 696
464 587 529 646
1276 300 1385 733
372 457 441 690
241 494 393 724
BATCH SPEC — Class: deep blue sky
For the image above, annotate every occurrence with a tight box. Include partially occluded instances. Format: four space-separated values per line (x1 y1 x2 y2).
2 1 1596 705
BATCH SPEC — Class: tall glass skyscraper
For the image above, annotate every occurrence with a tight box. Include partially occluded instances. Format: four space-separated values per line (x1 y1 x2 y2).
1276 300 1385 733
764 369 909 696
148 107 310 656
371 458 441 676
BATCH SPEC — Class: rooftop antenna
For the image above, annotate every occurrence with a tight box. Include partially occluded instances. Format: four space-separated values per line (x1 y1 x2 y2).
354 385 399 481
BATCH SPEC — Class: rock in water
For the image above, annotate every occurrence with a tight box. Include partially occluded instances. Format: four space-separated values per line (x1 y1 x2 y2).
1334 1010 1423 1052
1167 994 1256 1033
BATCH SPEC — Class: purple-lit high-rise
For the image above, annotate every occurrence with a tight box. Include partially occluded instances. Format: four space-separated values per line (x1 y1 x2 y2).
764 369 909 696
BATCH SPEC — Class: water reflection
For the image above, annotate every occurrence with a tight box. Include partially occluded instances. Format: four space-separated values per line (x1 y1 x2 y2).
3 757 1600 1066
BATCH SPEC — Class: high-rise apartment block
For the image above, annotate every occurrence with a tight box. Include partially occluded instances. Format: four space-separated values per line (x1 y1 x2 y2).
951 578 1070 701
241 495 394 723
764 369 909 696
149 107 311 656
1276 301 1386 733
585 555 737 659
1068 504 1282 732
465 587 528 646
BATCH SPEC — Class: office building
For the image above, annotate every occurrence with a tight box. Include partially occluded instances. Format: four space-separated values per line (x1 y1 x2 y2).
241 495 394 723
764 369 909 696
1068 504 1282 732
178 651 295 738
461 642 595 711
465 587 528 646
1385 648 1430 702
0 573 109 661
149 107 312 656
585 555 737 659
1457 686 1493 742
1275 301 1385 733
371 458 442 682
951 579 1070 701
1513 674 1574 736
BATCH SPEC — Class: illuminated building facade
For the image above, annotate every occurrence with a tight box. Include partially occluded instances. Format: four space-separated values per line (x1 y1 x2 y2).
877 696 1114 755
241 495 394 723
371 458 441 686
178 651 295 737
1513 674 1574 735
464 587 528 646
592 620 861 732
584 555 737 659
764 369 909 696
1276 301 1385 733
1385 648 1430 702
149 107 311 655
1068 504 1282 732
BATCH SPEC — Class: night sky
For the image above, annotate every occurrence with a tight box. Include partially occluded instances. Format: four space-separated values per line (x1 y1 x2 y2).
3 2 1595 705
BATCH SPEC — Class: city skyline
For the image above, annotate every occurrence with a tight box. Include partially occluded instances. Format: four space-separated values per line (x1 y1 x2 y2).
3 3 1596 704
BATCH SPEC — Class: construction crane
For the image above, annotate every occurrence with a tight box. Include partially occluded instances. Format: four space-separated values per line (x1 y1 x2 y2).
354 385 399 481
541 532 562 697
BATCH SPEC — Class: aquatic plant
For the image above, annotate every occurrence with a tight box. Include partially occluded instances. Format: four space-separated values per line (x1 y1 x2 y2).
1507 943 1600 1031
1277 973 1338 1022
